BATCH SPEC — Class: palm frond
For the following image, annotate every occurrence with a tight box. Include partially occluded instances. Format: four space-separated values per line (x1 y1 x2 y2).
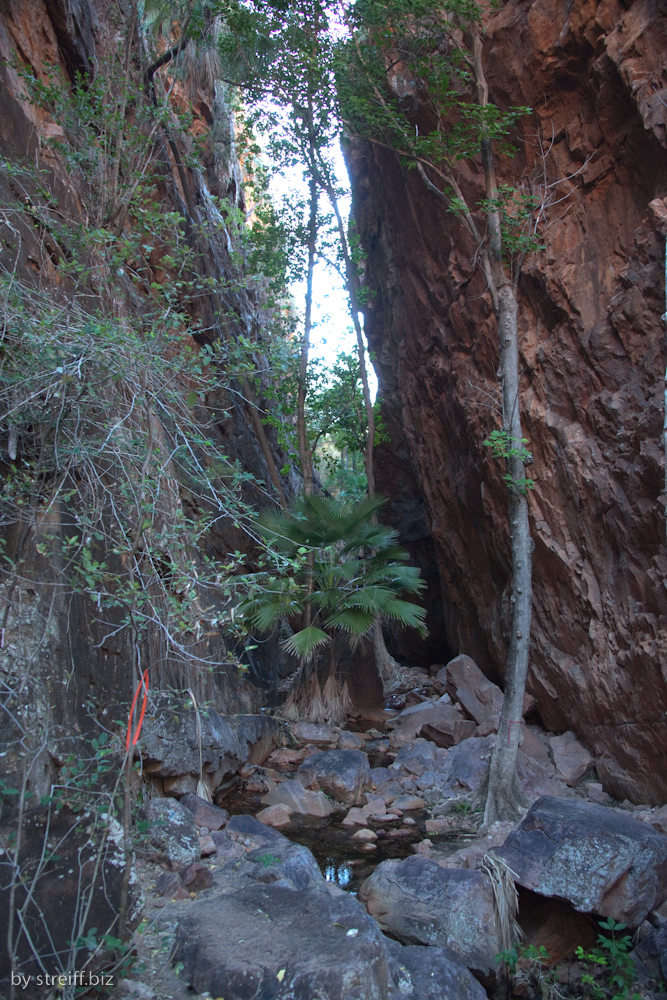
382 598 428 635
324 608 375 635
282 625 331 660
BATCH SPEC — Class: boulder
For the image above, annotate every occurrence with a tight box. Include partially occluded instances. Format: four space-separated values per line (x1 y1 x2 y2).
338 730 366 750
141 798 200 867
226 813 289 849
297 750 372 806
261 778 334 817
420 716 477 748
391 794 425 812
138 692 244 787
390 739 439 776
179 792 229 830
386 940 488 1000
359 856 499 975
390 701 474 745
256 804 293 828
224 714 283 765
172 883 390 999
181 861 214 892
244 841 325 891
436 654 535 723
291 721 336 743
651 804 667 836
547 731 594 786
496 796 667 925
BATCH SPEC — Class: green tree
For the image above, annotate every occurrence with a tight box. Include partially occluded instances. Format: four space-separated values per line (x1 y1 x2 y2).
236 493 426 722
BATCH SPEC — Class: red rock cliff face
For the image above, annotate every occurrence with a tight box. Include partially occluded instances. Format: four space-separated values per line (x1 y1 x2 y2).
349 0 667 803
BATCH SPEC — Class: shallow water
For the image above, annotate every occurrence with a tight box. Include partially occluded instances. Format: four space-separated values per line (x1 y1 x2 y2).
217 785 472 893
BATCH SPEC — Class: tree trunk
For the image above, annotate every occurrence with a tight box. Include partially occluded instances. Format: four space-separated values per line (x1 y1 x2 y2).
484 281 533 825
297 163 318 498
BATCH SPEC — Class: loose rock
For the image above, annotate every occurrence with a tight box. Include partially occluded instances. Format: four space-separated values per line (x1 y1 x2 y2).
548 731 594 786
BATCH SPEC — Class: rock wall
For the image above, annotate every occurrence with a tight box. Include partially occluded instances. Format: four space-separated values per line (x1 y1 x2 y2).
349 0 667 803
0 0 293 794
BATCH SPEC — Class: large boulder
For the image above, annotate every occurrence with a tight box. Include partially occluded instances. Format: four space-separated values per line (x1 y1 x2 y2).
386 940 488 1000
141 797 200 867
496 796 667 925
172 882 390 999
297 749 371 806
261 778 334 817
359 856 499 975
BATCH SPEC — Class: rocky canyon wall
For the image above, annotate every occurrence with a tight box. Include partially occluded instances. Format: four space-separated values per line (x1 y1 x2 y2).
0 0 293 792
349 0 667 803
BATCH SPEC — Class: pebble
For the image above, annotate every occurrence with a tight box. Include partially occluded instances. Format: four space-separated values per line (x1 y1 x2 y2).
402 817 416 826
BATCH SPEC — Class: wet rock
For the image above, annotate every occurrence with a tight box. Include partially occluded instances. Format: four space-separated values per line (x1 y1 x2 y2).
496 795 667 925
172 882 390 999
297 749 371 806
337 730 365 750
386 939 489 1000
142 798 201 867
547 731 594 786
179 792 229 831
360 856 499 974
256 804 293 828
181 861 214 892
291 721 336 743
261 778 334 817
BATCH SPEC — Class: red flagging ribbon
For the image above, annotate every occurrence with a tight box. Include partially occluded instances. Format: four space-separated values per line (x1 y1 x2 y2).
126 670 149 751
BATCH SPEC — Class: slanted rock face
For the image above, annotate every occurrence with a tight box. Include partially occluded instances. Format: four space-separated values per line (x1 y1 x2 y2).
297 750 372 806
496 795 667 926
359 856 499 975
349 0 667 803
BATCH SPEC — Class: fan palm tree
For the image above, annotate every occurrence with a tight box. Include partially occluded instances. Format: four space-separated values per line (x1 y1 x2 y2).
237 493 427 723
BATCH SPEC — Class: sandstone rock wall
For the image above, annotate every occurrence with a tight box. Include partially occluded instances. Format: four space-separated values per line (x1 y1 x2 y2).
349 0 667 803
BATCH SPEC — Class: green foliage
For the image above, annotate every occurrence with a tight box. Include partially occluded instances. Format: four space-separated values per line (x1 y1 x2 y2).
576 919 641 1000
234 493 427 659
483 430 535 493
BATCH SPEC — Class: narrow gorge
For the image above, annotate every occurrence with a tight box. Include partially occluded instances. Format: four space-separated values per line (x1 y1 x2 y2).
0 1 665 999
